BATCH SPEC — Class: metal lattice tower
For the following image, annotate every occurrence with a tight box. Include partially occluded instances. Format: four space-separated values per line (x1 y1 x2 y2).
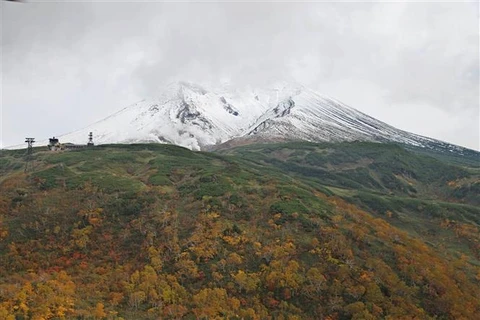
24 137 35 172
25 138 35 154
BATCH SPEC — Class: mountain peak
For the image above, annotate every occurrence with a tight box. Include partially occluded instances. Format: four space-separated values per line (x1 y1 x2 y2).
19 82 474 155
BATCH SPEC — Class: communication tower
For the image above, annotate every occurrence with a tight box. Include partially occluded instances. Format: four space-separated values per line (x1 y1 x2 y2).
87 132 94 146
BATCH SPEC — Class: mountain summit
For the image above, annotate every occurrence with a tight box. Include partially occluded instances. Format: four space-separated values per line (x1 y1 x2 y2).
54 81 465 153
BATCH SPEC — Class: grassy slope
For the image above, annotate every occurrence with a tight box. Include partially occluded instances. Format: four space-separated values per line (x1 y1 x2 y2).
0 142 479 319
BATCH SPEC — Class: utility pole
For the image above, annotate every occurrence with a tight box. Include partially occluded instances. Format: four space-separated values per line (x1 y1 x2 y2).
24 137 35 172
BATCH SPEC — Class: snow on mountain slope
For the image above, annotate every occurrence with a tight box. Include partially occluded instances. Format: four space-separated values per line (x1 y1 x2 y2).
23 81 472 154
246 86 434 146
55 82 272 150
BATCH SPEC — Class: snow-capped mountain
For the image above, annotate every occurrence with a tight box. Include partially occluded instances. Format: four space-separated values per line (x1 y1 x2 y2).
36 81 471 153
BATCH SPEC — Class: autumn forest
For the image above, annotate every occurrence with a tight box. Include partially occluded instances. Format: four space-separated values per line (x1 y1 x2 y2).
0 142 479 319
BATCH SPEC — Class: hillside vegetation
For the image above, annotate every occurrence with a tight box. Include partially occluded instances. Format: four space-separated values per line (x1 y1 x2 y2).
0 142 479 319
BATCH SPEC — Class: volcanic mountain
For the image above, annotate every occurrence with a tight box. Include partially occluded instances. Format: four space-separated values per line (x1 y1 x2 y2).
51 82 469 154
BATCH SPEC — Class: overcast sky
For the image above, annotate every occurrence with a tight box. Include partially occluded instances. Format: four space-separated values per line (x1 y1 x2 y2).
1 1 479 150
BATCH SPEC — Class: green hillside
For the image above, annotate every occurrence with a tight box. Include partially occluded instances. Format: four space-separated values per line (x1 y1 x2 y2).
0 142 479 319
